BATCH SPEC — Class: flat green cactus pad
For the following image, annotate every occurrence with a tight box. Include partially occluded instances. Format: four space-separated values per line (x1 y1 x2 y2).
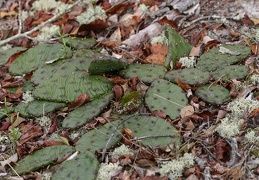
164 25 192 69
88 57 128 74
32 51 94 85
123 115 181 147
52 152 98 180
0 47 26 66
145 79 188 119
211 65 249 82
33 72 113 103
15 100 66 117
76 121 122 153
62 92 114 129
165 68 210 85
195 84 231 105
9 44 72 75
197 44 250 72
62 37 96 50
119 64 166 84
14 145 75 175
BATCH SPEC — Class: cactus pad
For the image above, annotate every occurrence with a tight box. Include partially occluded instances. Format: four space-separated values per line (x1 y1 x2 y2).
145 79 188 119
195 84 231 105
123 115 181 147
33 72 113 102
164 25 192 69
62 92 114 129
52 152 98 180
0 47 26 66
62 37 96 50
119 64 166 84
15 100 66 117
88 57 128 74
211 65 249 82
165 68 210 85
14 145 75 175
197 44 250 72
76 121 122 153
9 44 72 75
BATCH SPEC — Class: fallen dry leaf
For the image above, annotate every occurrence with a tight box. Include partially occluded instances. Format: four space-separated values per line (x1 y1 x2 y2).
180 105 194 118
68 93 90 110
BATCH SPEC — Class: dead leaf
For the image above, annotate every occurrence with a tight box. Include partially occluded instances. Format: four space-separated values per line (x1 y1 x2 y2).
0 11 17 18
215 137 230 162
189 45 201 56
136 159 157 168
151 110 167 119
114 84 124 101
180 105 194 118
250 17 259 25
123 127 133 146
177 79 192 91
68 93 90 110
109 27 122 42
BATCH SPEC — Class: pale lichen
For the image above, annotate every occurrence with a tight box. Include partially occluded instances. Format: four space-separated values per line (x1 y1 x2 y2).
34 25 60 42
227 98 259 117
96 162 120 180
159 153 194 180
22 91 34 104
179 56 196 68
32 0 69 13
111 144 134 157
250 74 259 86
245 130 259 144
151 35 168 45
216 116 244 139
76 5 107 25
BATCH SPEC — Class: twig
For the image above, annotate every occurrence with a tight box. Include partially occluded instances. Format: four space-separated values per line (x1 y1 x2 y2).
18 0 22 34
131 134 181 141
0 0 83 46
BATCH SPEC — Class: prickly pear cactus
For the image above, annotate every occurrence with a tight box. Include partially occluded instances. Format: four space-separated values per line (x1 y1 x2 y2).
32 50 94 85
76 121 122 153
195 84 231 105
62 92 114 129
62 37 96 50
211 65 249 82
52 152 98 180
0 47 26 66
164 25 192 69
9 44 72 75
197 44 250 72
119 64 166 84
14 145 75 175
33 72 113 103
88 57 128 74
15 100 66 117
165 68 210 85
123 115 181 147
145 79 188 119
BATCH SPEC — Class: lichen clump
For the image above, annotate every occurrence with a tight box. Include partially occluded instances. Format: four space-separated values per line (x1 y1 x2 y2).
227 98 259 117
159 153 194 180
216 116 244 139
96 162 120 180
179 56 196 68
111 144 134 157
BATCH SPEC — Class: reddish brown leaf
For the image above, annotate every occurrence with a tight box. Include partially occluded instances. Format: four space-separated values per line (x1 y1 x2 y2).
105 2 131 16
140 176 168 180
107 76 128 85
0 121 11 131
123 127 133 146
214 137 230 162
140 0 162 6
19 121 43 144
136 159 157 168
250 108 259 118
1 80 24 88
44 140 66 147
151 110 166 119
68 93 90 110
77 19 109 34
8 87 23 99
177 79 192 91
113 84 124 101
157 16 178 31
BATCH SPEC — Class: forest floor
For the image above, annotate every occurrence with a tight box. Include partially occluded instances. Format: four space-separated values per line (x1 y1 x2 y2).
0 0 259 179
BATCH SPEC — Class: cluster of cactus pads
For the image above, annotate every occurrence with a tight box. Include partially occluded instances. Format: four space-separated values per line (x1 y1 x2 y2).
1 25 252 178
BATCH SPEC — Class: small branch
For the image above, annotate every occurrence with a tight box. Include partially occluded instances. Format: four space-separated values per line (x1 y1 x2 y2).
18 0 22 34
0 0 83 46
